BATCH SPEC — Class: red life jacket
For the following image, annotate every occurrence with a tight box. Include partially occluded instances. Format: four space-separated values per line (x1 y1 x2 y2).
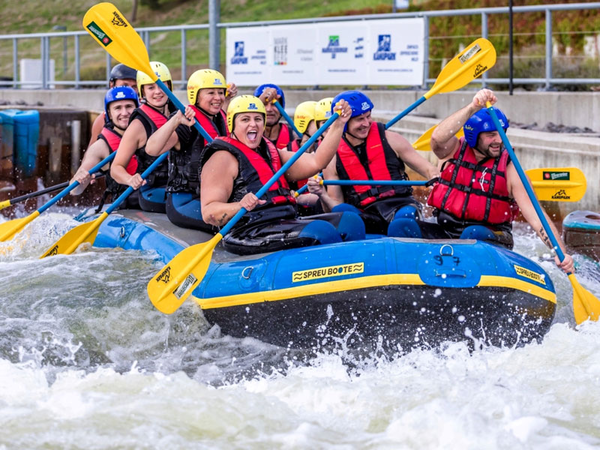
167 106 229 194
189 106 229 140
269 122 293 150
202 136 296 207
427 138 517 224
335 122 411 207
286 139 309 189
98 125 137 175
128 103 170 184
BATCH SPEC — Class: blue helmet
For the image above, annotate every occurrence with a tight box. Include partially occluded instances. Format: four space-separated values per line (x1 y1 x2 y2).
463 107 509 148
253 83 285 108
331 90 374 118
104 86 139 123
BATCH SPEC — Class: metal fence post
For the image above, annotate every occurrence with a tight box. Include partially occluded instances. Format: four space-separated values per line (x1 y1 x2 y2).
181 28 187 88
209 0 221 71
75 34 80 89
481 11 488 88
422 17 429 90
545 8 552 90
13 38 18 88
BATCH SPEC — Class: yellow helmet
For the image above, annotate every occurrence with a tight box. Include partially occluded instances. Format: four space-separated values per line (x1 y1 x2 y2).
293 101 317 135
187 69 227 105
227 95 266 133
315 97 333 122
136 61 172 95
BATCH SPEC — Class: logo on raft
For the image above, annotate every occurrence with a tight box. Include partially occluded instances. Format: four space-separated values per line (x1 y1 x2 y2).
156 266 171 284
292 262 364 282
86 21 112 46
552 189 570 200
46 245 59 257
543 171 570 181
111 11 128 27
513 265 546 285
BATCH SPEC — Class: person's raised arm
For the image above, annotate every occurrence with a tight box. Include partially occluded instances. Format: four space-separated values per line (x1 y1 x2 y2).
146 107 195 156
110 120 145 190
431 89 497 161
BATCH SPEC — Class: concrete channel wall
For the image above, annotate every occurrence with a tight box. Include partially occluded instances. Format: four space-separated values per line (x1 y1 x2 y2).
1 89 599 212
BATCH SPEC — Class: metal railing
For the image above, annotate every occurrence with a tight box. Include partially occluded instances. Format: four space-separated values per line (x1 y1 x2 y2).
0 2 598 90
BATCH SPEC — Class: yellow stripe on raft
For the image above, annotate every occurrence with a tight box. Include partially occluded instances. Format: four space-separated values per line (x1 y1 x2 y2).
194 274 556 309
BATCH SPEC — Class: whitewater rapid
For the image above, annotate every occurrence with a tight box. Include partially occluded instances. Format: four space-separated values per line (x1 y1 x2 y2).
1 210 599 449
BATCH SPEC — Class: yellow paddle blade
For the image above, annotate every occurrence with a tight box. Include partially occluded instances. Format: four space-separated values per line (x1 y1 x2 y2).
39 212 107 258
426 38 497 99
147 234 223 314
412 125 465 152
570 274 600 324
525 167 587 202
83 3 155 80
0 211 40 242
0 200 10 211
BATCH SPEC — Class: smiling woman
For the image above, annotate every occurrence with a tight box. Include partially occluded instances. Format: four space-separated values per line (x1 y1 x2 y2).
197 94 365 256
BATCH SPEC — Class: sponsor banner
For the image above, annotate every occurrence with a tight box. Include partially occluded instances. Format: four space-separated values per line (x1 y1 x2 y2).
368 18 424 86
226 27 270 86
270 24 318 85
226 18 424 86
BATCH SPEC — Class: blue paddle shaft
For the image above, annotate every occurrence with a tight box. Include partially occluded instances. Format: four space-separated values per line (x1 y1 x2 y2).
385 96 426 130
274 101 302 137
155 79 213 144
106 152 169 214
220 113 340 237
38 152 116 214
487 105 566 264
324 180 429 186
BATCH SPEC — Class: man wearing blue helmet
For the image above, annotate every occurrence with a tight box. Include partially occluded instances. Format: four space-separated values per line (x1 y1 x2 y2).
254 83 298 149
87 64 138 149
425 88 573 273
309 90 438 235
71 86 141 209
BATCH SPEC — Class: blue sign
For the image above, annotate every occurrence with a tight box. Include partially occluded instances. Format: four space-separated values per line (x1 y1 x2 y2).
373 34 396 61
231 41 248 64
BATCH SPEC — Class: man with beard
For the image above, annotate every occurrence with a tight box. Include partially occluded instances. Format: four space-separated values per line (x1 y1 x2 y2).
423 88 573 272
308 90 438 235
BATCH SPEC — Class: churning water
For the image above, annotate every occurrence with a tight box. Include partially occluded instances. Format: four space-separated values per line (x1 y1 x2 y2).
1 210 600 449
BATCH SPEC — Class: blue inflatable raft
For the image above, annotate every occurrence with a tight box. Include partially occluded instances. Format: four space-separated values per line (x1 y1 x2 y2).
94 210 556 350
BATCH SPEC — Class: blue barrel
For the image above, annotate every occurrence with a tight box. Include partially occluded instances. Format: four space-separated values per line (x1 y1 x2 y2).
0 111 15 178
0 109 39 178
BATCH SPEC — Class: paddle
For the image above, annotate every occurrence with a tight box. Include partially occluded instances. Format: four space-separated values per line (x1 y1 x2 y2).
0 181 69 211
412 125 464 152
486 102 599 325
385 38 496 130
147 112 341 314
0 153 116 242
40 153 168 258
524 167 586 202
273 100 303 137
83 2 213 144
321 180 433 187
